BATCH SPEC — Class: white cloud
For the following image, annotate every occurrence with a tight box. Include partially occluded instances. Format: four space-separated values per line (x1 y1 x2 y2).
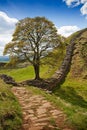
63 0 80 6
63 0 87 18
81 0 87 4
80 2 87 15
0 11 18 55
58 25 80 37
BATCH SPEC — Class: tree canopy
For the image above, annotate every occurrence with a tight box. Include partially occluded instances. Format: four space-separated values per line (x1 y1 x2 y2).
4 17 61 79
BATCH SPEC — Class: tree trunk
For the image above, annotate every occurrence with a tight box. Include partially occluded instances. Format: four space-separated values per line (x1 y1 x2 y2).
34 64 40 80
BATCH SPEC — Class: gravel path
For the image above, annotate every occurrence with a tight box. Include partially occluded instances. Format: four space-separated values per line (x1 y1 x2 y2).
12 87 74 130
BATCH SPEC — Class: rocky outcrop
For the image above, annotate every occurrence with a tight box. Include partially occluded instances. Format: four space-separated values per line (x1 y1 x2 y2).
0 74 18 86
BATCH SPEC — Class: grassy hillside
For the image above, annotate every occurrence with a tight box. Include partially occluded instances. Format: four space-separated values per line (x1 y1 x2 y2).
0 79 22 130
0 28 87 130
26 80 87 130
53 28 87 129
68 28 87 79
53 78 87 130
0 44 65 82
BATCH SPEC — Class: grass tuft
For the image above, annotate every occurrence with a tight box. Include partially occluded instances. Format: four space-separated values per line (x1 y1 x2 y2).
0 80 22 130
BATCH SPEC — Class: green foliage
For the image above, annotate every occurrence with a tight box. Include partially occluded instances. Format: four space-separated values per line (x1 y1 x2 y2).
0 27 87 130
1 45 65 81
3 17 62 79
0 80 22 130
5 56 19 68
42 43 65 66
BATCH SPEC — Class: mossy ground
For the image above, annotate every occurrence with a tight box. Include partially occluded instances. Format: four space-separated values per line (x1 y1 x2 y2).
0 80 22 130
0 63 87 130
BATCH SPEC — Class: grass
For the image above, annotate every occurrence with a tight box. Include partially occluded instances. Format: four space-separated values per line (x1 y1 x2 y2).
0 45 65 82
0 65 48 81
0 79 22 130
0 36 87 130
56 79 87 129
25 75 87 130
0 66 34 82
0 63 87 129
0 64 60 82
53 76 87 130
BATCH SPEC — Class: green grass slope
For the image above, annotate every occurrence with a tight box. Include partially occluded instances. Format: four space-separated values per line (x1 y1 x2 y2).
26 82 87 130
71 30 87 79
0 79 22 130
0 28 87 130
53 28 87 129
53 78 87 130
0 44 65 82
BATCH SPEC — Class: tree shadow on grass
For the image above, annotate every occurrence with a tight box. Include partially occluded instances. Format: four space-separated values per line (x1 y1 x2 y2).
54 86 87 108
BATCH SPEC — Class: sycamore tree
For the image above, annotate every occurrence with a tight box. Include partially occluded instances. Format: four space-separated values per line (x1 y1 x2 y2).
3 17 61 80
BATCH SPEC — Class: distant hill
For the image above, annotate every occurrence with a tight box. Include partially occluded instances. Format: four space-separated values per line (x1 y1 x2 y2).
0 56 9 62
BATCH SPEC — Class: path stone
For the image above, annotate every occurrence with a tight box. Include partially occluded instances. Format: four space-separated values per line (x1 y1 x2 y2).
37 108 47 115
12 87 75 130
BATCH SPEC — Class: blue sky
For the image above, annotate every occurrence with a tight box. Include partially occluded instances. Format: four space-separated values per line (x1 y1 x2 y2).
0 0 87 27
0 0 87 55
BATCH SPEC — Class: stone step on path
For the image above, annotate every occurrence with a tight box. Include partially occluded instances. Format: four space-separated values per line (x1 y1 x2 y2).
11 87 74 130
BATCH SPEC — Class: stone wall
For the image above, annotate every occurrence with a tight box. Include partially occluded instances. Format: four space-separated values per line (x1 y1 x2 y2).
0 28 87 91
0 74 18 86
48 28 87 90
0 62 6 68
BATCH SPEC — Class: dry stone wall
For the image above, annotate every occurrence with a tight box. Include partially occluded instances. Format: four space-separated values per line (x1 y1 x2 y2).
0 28 87 91
48 28 87 90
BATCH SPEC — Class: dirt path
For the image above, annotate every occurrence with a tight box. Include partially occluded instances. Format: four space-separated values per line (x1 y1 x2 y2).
12 87 74 130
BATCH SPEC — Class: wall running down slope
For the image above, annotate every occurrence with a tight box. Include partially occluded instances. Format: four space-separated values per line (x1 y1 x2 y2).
50 40 75 89
0 28 87 91
24 28 87 90
48 28 87 90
